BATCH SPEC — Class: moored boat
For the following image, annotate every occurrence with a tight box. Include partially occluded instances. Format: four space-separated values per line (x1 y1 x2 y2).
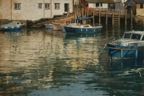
106 31 144 59
0 21 24 31
63 16 103 34
63 23 102 34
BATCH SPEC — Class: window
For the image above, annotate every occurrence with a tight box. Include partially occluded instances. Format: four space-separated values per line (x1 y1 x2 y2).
100 3 102 7
45 3 50 10
131 34 141 40
96 3 102 7
38 3 42 9
123 33 131 39
140 4 143 8
96 3 99 7
55 3 60 10
64 3 69 12
14 3 21 10
142 36 144 40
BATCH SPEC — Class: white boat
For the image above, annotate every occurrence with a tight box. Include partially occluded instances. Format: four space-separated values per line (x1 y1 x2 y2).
106 30 144 59
0 21 24 31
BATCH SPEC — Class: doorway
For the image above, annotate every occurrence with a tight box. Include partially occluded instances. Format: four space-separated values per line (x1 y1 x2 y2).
64 3 69 12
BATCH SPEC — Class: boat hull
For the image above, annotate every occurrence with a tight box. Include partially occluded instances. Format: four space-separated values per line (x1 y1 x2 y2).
63 26 102 34
107 45 144 59
0 27 22 32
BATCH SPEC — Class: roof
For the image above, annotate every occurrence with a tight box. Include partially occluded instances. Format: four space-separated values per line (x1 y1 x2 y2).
85 0 121 3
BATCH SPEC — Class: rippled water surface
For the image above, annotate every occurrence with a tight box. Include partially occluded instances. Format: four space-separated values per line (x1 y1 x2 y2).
0 28 144 96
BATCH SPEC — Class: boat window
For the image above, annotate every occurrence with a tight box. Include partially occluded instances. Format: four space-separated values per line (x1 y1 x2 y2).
142 36 144 40
123 33 131 38
131 34 141 40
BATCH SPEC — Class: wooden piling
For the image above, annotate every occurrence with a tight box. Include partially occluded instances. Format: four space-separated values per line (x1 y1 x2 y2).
93 10 95 26
106 11 108 26
112 13 114 26
118 11 120 27
130 10 133 30
125 10 127 31
98 9 101 25
91 9 128 30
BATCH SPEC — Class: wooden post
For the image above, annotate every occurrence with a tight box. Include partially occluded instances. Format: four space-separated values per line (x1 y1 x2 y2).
125 10 127 31
98 9 101 25
112 12 114 27
93 10 95 26
131 9 133 30
118 11 120 28
106 11 108 26
105 11 108 39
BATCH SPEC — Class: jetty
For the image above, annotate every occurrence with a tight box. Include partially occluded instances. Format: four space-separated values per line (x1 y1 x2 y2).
78 8 133 29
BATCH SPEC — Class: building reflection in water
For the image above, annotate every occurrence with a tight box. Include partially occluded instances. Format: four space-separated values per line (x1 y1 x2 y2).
0 30 65 95
63 33 102 71
1 29 143 96
0 30 103 96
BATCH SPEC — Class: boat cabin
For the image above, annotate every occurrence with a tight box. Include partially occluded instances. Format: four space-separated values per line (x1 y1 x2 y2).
122 31 144 41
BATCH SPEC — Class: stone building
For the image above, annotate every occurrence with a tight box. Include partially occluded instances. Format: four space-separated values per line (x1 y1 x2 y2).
0 0 73 21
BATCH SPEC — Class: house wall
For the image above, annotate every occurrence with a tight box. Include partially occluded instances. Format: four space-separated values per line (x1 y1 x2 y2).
88 3 108 9
0 0 11 20
87 0 125 10
52 0 73 16
0 0 2 19
0 0 73 21
136 4 144 16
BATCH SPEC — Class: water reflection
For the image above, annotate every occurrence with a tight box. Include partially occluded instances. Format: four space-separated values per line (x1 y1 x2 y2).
63 33 103 71
95 59 144 96
0 29 143 96
0 30 65 96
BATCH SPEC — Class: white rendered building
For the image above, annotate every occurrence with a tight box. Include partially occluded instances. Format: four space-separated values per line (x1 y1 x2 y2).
0 0 73 21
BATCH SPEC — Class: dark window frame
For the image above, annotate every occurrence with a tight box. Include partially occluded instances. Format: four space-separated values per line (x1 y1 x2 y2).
45 3 50 10
38 3 42 9
55 3 60 10
140 4 143 8
14 3 21 10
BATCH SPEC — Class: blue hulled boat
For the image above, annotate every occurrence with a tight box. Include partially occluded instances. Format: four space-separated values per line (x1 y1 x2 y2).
106 31 144 59
63 23 102 34
63 16 102 34
0 21 24 32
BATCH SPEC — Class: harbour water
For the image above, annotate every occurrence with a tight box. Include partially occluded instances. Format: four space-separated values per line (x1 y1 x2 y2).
0 28 144 96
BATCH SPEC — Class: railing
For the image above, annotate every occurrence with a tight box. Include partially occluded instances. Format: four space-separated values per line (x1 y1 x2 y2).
86 8 127 16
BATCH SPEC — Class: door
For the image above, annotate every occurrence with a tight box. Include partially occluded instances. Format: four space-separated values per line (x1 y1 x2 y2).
64 3 69 12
